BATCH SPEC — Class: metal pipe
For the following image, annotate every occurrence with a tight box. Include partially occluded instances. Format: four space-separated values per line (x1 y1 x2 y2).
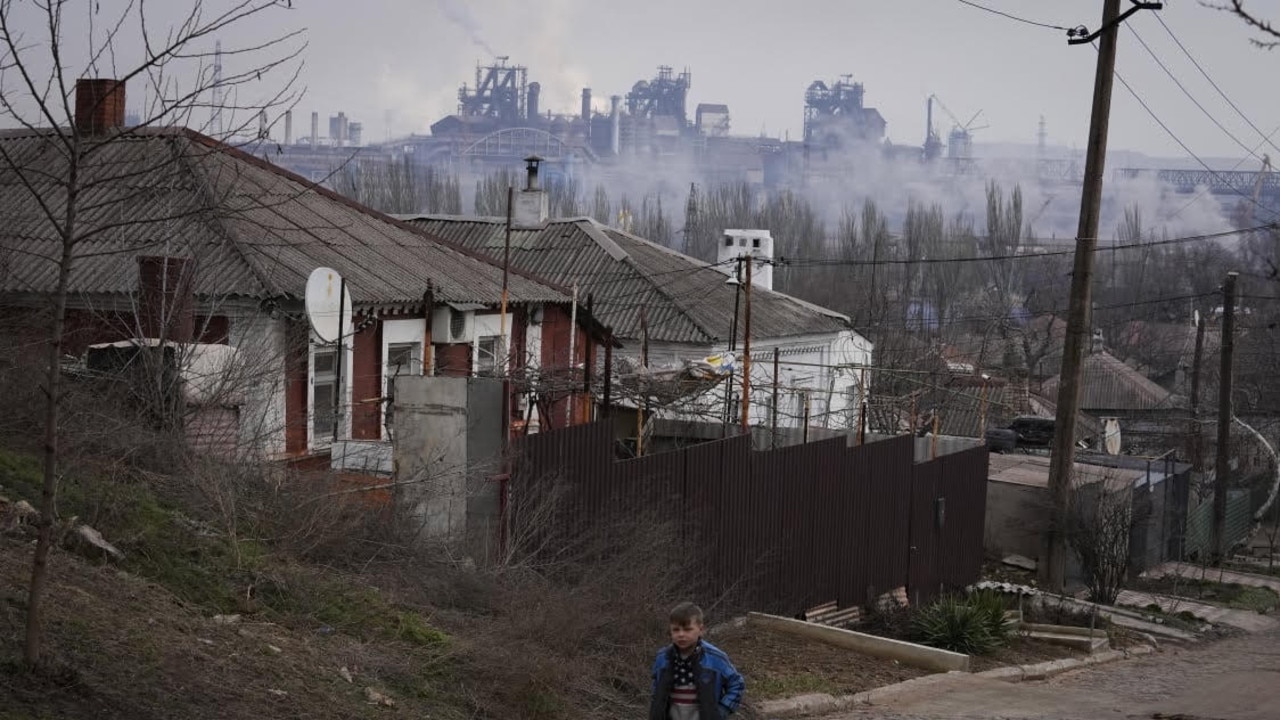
740 256 753 431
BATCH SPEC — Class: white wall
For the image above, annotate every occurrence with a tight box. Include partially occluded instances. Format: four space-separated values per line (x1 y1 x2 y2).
226 312 288 459
615 329 873 432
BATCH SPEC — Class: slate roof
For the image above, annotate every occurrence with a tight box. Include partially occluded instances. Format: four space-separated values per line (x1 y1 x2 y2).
398 214 852 345
0 128 567 307
1041 350 1185 412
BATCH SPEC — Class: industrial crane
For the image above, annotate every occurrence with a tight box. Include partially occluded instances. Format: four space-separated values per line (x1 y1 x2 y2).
928 94 988 159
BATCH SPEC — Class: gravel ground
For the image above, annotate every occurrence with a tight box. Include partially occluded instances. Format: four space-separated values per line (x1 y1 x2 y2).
814 626 1280 720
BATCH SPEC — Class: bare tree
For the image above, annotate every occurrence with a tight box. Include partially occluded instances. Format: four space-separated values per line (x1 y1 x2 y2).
0 0 303 666
1067 475 1135 605
1206 1 1280 48
331 156 462 215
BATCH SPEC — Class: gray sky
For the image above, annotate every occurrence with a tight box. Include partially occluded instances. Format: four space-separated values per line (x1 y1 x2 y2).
4 1 1277 163
289 0 1279 163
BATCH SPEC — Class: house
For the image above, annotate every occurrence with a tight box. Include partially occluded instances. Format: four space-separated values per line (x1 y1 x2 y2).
1040 334 1188 455
398 163 872 440
0 79 607 473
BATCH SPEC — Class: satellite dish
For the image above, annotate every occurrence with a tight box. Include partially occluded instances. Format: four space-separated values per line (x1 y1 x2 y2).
1103 417 1122 455
305 267 352 344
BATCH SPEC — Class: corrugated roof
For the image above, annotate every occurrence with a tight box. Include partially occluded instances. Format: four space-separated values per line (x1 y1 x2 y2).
0 128 567 307
1041 350 1184 412
399 214 851 345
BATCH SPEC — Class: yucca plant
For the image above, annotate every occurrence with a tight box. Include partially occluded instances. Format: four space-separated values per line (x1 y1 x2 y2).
967 589 1013 644
910 595 999 655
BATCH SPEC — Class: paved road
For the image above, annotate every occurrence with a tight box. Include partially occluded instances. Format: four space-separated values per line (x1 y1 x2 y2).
817 626 1280 720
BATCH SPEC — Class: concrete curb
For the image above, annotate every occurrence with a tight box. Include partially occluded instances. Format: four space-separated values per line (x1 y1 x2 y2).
757 672 967 718
976 644 1156 683
748 612 970 672
757 645 1159 717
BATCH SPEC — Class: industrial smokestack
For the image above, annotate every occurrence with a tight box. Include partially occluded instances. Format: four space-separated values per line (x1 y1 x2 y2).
258 110 268 140
581 87 592 124
610 95 621 157
310 111 318 150
284 110 293 146
527 82 541 123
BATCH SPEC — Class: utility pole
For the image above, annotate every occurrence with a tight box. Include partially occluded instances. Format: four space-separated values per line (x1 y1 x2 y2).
1189 312 1207 472
1213 271 1238 564
1044 0 1133 592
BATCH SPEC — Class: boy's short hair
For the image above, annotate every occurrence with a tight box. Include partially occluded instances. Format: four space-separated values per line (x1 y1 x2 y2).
669 602 704 626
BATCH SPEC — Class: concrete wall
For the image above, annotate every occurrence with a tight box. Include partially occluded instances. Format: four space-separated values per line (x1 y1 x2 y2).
617 328 873 434
391 376 504 542
466 379 505 554
393 375 469 538
984 480 1050 561
864 433 982 461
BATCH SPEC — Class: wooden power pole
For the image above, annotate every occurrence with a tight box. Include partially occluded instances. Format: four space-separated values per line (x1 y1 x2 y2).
1213 271 1238 563
1189 312 1207 472
1043 0 1125 591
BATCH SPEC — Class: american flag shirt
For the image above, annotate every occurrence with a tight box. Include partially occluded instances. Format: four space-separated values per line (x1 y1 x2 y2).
669 649 700 720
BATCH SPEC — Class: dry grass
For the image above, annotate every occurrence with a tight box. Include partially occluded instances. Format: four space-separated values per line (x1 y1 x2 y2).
0 440 711 720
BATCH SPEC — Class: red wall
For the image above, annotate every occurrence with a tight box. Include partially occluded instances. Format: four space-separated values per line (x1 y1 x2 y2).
284 320 309 455
436 344 471 377
538 303 594 430
0 306 230 357
350 320 383 441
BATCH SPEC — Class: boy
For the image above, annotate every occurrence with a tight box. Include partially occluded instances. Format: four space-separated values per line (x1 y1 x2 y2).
650 602 745 720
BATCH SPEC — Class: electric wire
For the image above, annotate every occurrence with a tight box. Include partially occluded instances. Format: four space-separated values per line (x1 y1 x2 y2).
1127 23 1263 162
1154 12 1280 157
954 0 1072 32
1101 41 1280 223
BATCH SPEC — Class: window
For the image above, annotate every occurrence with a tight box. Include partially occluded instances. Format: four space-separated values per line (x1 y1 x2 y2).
476 336 500 375
386 342 422 378
450 308 467 340
751 237 761 249
384 342 422 436
313 348 337 441
724 237 733 247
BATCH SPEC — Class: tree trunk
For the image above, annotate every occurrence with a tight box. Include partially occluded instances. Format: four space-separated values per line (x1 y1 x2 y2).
24 155 78 667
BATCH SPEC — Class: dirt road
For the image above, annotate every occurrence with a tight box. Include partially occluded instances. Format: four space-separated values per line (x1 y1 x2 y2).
816 626 1280 720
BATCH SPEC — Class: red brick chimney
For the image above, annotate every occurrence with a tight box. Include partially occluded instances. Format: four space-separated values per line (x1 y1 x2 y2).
74 78 126 135
137 256 196 343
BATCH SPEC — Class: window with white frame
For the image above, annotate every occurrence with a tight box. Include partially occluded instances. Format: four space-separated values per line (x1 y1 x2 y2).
386 342 422 382
312 348 338 442
383 342 421 435
476 335 500 376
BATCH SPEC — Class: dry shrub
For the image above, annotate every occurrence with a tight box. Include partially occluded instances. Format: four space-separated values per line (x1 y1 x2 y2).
434 478 706 719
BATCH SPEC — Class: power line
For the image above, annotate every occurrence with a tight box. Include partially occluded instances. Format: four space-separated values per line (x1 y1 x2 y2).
1127 23 1262 162
1154 12 1280 158
954 0 1072 32
775 223 1275 268
1103 41 1280 223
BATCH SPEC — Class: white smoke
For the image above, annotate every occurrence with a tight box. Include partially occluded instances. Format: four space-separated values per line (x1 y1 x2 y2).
437 0 497 58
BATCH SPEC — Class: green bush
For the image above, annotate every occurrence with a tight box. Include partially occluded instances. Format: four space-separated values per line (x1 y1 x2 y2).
910 595 1004 655
967 589 1012 644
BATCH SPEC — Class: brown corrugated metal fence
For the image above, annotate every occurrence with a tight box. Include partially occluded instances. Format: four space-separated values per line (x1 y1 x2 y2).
511 422 989 616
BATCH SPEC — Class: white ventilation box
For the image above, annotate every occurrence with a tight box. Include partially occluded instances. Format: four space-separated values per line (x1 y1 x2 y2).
431 306 475 344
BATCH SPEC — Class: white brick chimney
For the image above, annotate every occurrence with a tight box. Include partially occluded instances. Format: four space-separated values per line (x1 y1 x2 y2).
717 229 773 291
